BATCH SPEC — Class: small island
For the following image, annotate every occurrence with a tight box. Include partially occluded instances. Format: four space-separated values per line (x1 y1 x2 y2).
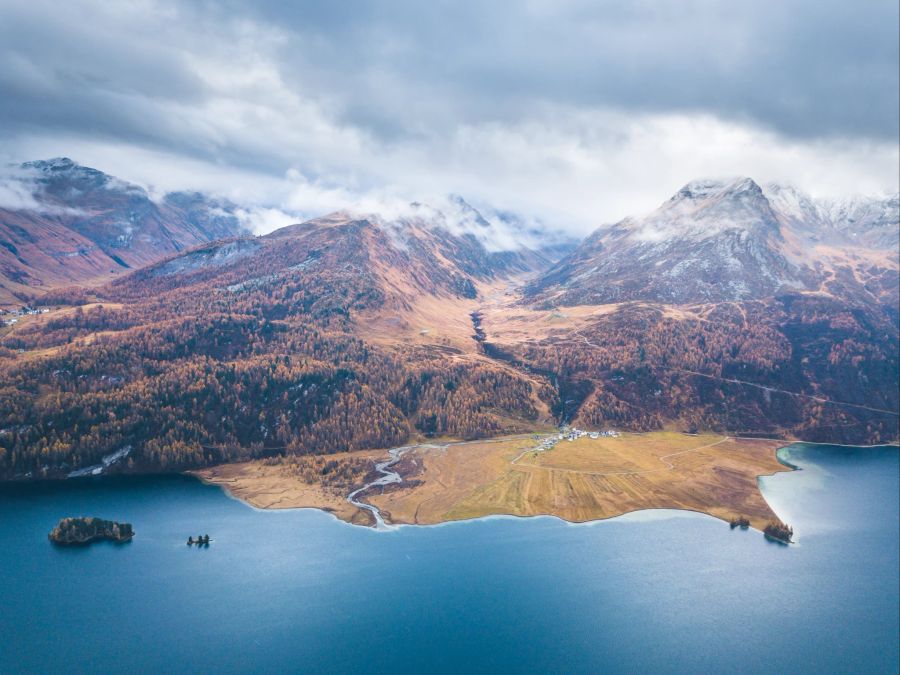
764 521 794 544
48 517 134 545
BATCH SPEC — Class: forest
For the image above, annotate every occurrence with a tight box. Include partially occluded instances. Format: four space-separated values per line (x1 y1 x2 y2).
1 214 896 478
509 297 899 444
0 301 541 477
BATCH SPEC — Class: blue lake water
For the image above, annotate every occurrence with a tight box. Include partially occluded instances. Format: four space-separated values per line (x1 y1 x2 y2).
1 443 897 674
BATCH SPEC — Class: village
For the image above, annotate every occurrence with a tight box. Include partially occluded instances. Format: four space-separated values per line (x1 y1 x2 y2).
1 305 50 326
533 425 620 453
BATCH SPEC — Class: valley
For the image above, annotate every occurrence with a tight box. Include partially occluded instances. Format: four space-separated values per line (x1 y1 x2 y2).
3 5 898 672
0 167 896 507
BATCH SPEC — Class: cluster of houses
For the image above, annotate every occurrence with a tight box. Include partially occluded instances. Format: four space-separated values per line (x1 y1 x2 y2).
1 305 49 326
533 426 621 452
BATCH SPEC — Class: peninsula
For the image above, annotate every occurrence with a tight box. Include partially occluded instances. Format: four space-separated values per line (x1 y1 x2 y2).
195 431 792 531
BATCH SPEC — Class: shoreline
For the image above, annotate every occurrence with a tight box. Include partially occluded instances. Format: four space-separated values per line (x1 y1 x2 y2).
191 457 379 527
191 432 815 532
191 469 785 535
5 437 896 537
196 439 880 544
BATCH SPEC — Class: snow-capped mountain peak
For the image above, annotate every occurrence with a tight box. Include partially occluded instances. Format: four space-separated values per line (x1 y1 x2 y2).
625 176 777 244
673 176 762 201
762 182 899 248
525 176 898 307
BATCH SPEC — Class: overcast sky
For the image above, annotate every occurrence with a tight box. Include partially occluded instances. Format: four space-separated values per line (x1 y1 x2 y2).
0 0 897 233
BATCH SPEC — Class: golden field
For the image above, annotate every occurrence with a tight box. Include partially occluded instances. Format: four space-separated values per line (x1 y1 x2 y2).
198 431 791 531
371 432 788 529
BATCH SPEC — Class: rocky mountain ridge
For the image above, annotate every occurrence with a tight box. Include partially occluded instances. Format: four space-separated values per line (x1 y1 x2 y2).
0 158 248 305
525 177 898 307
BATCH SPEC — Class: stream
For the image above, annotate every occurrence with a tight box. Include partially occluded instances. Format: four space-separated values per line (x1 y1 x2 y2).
347 445 415 529
346 437 538 528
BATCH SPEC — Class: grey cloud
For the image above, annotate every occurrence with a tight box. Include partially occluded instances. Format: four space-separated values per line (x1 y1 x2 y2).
0 166 42 211
0 0 896 234
0 163 86 214
1 0 897 155
242 0 900 141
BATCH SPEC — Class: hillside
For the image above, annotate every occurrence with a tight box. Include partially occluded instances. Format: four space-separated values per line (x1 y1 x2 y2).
479 296 898 444
0 178 896 481
0 158 248 306
485 178 899 443
0 206 564 479
111 207 554 307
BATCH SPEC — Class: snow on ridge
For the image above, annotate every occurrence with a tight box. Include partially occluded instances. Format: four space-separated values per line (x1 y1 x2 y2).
611 177 898 247
348 195 571 254
763 182 898 248
627 176 776 243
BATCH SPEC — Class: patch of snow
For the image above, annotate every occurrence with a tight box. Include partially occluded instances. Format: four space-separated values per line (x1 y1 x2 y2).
152 238 261 277
67 445 132 478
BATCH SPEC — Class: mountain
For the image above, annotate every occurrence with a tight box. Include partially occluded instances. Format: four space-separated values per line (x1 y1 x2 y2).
0 175 895 482
0 201 572 478
439 194 578 265
498 177 899 445
819 193 899 250
525 177 898 307
0 158 248 305
764 183 900 250
111 201 566 313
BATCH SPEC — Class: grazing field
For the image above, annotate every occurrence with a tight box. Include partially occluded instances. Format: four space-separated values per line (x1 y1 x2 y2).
196 431 791 530
370 432 789 529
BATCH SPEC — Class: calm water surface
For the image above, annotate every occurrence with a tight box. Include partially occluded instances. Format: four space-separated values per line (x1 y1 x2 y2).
1 443 897 674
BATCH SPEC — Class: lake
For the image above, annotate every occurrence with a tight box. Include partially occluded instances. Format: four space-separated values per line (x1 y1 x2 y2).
1 443 897 674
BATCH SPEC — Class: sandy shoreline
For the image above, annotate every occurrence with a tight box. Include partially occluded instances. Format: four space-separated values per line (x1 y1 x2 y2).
192 461 377 527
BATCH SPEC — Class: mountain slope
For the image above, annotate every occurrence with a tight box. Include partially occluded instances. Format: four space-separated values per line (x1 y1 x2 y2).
0 177 895 482
501 177 899 443
0 206 564 478
822 192 900 250
525 178 898 307
110 203 564 317
0 158 248 305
